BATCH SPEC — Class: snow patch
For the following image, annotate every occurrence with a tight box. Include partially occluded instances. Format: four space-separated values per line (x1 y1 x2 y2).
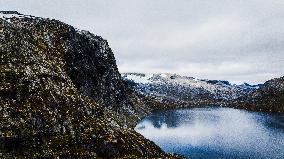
160 73 167 78
123 73 153 84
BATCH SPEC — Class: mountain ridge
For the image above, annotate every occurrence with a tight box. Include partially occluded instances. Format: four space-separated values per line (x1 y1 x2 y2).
122 73 258 100
122 73 284 113
0 11 182 158
1 11 283 158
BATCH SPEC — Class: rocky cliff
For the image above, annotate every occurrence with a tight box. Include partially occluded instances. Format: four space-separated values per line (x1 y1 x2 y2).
0 11 181 158
234 76 284 113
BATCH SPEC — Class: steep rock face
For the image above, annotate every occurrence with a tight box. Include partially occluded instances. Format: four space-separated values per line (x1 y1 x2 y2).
64 30 138 117
0 11 180 158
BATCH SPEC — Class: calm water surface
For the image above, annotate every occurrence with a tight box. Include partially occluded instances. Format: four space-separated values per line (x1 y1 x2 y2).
135 107 284 159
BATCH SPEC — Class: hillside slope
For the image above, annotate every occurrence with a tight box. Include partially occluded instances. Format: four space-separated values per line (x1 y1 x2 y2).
122 73 283 113
122 73 258 107
0 11 181 158
234 76 284 112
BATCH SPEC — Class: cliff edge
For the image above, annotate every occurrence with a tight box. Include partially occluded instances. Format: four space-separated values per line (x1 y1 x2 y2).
0 11 181 158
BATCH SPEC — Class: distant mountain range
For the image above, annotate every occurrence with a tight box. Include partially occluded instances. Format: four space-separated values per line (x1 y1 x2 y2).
122 73 283 113
122 73 259 101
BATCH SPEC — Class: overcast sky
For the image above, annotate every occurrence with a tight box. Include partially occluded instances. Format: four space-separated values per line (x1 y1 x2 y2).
1 0 284 84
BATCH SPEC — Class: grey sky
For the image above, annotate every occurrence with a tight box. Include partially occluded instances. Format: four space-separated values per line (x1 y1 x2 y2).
1 0 284 84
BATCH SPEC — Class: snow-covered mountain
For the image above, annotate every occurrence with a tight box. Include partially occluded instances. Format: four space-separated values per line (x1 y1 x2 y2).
122 73 259 103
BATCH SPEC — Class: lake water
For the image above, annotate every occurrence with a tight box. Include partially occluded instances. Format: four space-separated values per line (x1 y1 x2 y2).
135 107 284 159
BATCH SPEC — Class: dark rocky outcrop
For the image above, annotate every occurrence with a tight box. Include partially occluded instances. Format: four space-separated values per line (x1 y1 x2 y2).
233 76 284 113
0 11 182 158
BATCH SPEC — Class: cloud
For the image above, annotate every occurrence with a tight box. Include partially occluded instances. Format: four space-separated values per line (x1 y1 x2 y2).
1 0 284 84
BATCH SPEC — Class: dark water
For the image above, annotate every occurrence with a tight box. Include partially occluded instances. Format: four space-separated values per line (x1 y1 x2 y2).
135 107 284 159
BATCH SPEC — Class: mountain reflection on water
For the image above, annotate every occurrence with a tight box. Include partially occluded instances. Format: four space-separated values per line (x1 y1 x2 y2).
135 107 284 159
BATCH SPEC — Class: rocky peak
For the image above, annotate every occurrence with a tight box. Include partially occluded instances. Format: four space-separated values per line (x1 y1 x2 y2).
2 10 141 119
0 12 180 158
0 11 20 14
261 76 284 93
230 76 284 113
0 11 33 20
